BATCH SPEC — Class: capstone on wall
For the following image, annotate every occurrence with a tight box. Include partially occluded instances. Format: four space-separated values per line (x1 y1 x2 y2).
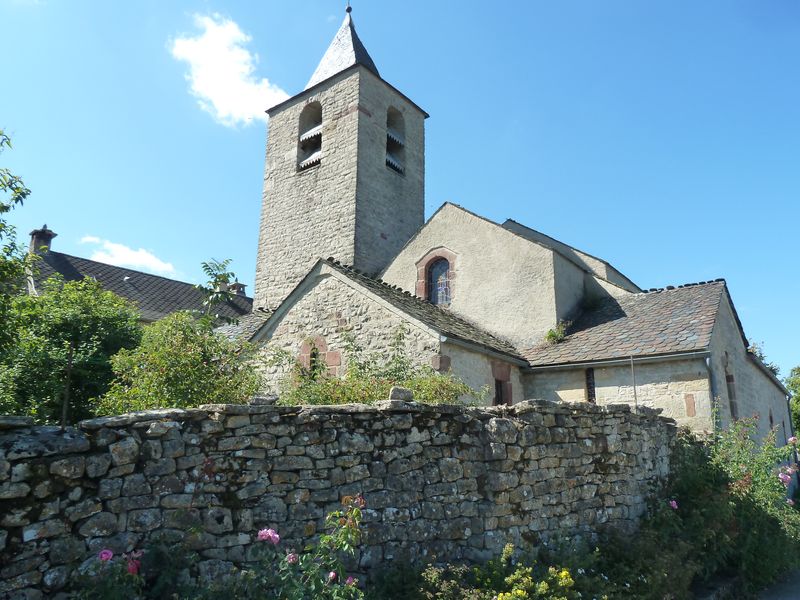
525 358 715 433
708 295 791 442
0 398 675 597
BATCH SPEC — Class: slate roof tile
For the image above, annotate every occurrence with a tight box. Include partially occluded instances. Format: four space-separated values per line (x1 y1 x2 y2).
35 251 252 322
305 10 379 90
525 281 726 366
323 260 525 361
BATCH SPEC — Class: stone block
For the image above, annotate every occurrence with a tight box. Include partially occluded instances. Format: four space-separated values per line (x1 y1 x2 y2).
22 519 66 542
78 512 119 537
49 456 85 479
85 454 111 478
122 474 151 496
108 437 139 466
127 508 162 532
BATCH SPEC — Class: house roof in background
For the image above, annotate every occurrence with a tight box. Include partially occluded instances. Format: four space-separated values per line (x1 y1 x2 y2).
34 251 252 322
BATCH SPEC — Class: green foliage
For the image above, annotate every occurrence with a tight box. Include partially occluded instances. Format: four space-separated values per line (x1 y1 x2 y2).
368 544 585 600
0 277 142 424
0 131 31 213
203 495 366 600
0 130 35 353
194 258 238 322
544 321 569 345
74 550 145 600
786 366 800 434
370 421 800 599
748 342 780 377
97 311 261 414
275 326 484 406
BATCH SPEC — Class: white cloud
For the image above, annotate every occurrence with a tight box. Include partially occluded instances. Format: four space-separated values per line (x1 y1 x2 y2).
170 13 289 127
80 236 176 276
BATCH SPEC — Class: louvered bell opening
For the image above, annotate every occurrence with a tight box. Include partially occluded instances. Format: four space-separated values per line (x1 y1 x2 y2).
386 127 404 146
386 152 404 174
299 150 322 171
299 123 322 143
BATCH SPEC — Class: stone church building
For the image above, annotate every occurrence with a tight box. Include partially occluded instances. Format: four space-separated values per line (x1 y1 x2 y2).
226 8 790 441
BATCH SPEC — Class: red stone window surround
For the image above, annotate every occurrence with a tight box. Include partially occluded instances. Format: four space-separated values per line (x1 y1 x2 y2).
415 248 457 302
298 336 341 377
491 361 512 406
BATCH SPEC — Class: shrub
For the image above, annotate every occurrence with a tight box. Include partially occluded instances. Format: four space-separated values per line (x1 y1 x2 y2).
370 420 800 599
74 549 145 600
97 311 260 414
201 495 366 600
0 276 142 424
544 321 569 345
276 327 485 407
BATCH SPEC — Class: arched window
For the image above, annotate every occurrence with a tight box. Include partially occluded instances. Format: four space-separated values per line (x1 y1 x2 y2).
385 107 405 174
427 259 451 306
298 102 322 170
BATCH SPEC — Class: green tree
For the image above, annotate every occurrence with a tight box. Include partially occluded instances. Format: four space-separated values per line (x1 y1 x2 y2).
0 130 35 352
748 341 780 377
0 277 142 425
97 311 261 414
194 258 237 323
786 366 800 434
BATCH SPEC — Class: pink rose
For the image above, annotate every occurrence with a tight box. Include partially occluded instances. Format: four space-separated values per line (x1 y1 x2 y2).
789 436 797 445
346 575 356 586
98 549 114 562
286 553 299 564
669 500 678 510
779 472 792 486
328 571 337 582
257 528 280 544
126 559 141 575
787 499 795 507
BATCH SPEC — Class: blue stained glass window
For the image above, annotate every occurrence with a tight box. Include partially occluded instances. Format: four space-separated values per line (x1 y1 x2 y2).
428 259 451 306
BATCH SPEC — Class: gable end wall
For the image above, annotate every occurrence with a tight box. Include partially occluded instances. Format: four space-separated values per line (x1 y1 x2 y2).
708 293 790 442
381 205 559 349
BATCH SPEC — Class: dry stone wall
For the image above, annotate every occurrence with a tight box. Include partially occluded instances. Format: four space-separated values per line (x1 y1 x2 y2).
0 397 675 598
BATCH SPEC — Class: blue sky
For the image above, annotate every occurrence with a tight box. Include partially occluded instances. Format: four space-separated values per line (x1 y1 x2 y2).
1 1 798 376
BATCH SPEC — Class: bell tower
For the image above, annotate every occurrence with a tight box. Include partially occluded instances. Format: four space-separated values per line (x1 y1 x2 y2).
253 6 427 309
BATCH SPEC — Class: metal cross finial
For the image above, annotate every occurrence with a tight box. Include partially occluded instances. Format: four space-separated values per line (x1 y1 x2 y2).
346 1 352 14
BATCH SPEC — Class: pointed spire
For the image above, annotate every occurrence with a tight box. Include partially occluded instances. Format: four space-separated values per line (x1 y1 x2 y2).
305 5 380 90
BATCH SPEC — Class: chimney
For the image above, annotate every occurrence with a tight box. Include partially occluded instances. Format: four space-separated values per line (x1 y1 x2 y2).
29 224 57 253
229 282 247 296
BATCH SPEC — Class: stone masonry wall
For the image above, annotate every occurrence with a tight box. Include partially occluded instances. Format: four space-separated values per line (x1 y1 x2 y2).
255 271 440 394
254 69 361 310
0 398 675 598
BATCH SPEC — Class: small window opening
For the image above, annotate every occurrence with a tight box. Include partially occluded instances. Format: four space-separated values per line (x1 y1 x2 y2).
585 368 596 404
769 408 774 429
725 370 738 420
298 102 322 171
493 379 507 406
427 258 451 306
386 107 405 174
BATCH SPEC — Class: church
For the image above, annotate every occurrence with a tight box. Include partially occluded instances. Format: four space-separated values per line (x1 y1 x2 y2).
131 7 789 441
218 7 792 441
